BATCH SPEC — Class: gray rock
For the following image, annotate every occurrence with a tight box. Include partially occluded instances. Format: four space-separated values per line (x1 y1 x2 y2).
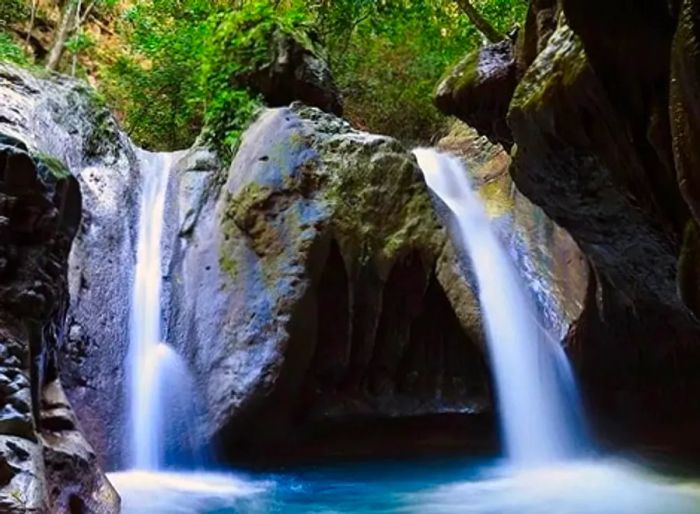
168 105 493 461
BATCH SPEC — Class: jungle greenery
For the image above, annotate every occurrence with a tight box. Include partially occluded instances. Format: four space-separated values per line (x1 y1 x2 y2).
0 0 527 156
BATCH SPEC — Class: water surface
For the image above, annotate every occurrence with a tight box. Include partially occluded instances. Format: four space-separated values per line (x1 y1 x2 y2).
110 457 700 514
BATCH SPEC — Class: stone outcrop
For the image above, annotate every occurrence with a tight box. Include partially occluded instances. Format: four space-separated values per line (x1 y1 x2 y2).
437 121 587 344
164 104 588 462
435 1 700 449
167 104 493 461
235 30 343 116
0 130 118 512
0 62 140 508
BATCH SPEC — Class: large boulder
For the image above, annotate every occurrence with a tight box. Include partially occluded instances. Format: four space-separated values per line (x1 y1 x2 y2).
168 104 494 461
166 105 589 462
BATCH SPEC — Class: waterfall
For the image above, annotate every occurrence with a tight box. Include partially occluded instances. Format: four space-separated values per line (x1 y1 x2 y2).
127 151 199 470
413 148 586 466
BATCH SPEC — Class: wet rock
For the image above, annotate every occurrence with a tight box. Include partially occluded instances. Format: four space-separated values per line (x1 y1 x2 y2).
237 30 343 116
169 104 493 461
434 1 700 448
41 381 120 514
437 121 588 343
435 39 518 148
0 64 122 512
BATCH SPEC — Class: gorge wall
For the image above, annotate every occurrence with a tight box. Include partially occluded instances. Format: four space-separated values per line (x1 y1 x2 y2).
0 65 121 513
436 0 700 452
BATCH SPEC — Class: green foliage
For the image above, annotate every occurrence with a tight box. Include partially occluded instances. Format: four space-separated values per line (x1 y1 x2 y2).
200 3 308 154
101 0 210 150
95 0 526 151
0 32 27 65
302 0 527 144
102 0 306 157
65 31 95 56
34 151 71 179
0 0 28 26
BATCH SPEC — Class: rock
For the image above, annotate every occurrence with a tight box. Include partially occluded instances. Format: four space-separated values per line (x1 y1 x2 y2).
0 63 122 512
41 380 120 514
168 104 494 461
434 0 561 149
671 0 700 223
434 39 517 149
236 30 343 116
434 1 700 448
437 121 588 344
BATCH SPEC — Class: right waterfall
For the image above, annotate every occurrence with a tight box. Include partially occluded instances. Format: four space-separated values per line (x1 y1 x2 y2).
414 148 587 466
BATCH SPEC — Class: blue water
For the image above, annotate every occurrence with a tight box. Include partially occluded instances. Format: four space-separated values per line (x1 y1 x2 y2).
109 457 700 514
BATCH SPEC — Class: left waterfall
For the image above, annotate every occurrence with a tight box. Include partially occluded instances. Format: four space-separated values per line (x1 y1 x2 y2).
127 151 171 470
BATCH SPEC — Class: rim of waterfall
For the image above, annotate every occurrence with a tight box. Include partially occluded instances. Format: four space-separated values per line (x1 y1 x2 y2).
413 148 588 466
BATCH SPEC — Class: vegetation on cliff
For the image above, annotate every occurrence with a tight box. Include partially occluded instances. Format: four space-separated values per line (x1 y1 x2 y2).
0 0 526 152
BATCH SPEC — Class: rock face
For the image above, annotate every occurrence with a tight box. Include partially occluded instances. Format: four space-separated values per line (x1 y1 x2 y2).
167 104 497 461
437 122 587 344
435 2 700 449
0 129 118 512
161 105 590 463
0 64 141 471
237 30 343 116
0 62 142 508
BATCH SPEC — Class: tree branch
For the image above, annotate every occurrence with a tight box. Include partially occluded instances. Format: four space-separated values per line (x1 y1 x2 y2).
454 0 504 43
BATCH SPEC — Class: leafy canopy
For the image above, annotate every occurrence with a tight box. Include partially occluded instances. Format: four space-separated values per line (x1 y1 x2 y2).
1 0 526 152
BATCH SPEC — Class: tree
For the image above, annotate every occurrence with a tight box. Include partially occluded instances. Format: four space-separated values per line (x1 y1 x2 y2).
46 0 114 72
453 0 505 43
46 0 79 70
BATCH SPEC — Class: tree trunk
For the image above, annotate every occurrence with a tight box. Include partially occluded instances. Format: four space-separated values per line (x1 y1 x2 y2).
71 0 82 76
454 0 505 43
26 0 37 46
46 0 79 71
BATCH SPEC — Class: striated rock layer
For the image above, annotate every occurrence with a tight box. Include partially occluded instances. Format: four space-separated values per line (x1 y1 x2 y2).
435 1 700 453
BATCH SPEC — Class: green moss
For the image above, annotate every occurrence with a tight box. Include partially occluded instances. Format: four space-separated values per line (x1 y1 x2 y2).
219 252 238 279
319 138 443 273
226 182 274 228
33 151 70 179
510 24 587 115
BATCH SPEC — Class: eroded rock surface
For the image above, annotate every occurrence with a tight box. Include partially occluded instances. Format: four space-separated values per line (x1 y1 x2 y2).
168 105 494 461
435 2 700 449
0 63 141 472
0 126 118 512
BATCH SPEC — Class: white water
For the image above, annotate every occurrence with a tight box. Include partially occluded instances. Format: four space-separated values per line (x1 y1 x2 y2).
127 151 171 470
413 148 585 465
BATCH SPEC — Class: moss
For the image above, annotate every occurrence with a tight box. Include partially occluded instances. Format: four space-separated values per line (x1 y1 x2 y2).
33 151 70 180
225 182 274 229
319 138 443 275
435 49 481 100
510 24 587 115
219 252 238 279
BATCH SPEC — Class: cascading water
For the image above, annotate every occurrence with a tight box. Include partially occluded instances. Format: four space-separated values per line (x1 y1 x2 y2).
128 151 171 470
413 148 586 466
127 151 202 470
